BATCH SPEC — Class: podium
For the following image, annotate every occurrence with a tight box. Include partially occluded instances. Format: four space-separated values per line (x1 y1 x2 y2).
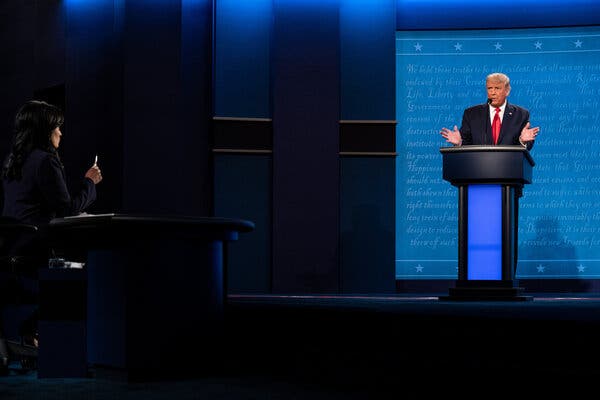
438 145 534 301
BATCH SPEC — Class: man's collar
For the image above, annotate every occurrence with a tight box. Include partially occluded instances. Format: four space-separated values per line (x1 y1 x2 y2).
489 101 507 112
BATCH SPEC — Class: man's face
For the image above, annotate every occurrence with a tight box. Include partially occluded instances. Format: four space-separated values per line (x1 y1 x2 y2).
486 79 510 107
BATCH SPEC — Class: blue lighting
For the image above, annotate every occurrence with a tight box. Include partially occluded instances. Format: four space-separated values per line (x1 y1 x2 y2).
278 0 338 4
214 0 271 117
65 0 106 6
399 0 589 4
340 0 395 120
65 0 186 5
397 0 600 29
468 185 502 280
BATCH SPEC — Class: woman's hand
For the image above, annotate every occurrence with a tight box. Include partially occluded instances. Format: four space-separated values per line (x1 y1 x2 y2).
85 165 103 184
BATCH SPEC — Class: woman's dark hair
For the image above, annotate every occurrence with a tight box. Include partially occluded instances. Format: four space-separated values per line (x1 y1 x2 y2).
2 100 64 180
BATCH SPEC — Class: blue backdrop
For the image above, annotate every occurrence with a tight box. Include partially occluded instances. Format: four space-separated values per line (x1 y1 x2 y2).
395 25 600 279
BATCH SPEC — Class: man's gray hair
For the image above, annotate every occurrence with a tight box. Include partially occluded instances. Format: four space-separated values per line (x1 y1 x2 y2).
486 72 510 89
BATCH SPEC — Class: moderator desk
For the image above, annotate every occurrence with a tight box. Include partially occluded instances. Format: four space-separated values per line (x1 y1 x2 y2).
42 214 254 381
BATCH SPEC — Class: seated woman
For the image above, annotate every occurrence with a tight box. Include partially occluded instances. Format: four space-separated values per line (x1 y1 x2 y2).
0 100 102 372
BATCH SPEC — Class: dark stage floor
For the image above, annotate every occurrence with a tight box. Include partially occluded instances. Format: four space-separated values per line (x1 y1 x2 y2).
2 292 600 399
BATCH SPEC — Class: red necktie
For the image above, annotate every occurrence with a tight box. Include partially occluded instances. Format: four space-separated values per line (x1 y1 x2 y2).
492 107 501 145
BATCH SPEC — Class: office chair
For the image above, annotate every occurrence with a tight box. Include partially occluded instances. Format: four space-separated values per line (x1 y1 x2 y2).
0 216 40 374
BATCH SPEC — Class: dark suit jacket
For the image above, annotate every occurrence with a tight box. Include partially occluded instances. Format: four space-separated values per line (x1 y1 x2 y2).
460 102 534 150
2 149 96 264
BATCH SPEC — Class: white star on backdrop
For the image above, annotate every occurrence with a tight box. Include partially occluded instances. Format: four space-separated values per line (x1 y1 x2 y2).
534 41 542 49
414 43 423 51
574 39 583 48
536 264 546 273
415 264 423 272
577 264 586 272
454 42 463 51
494 42 503 50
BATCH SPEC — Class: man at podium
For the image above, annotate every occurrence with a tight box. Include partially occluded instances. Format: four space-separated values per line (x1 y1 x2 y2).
437 73 540 301
439 72 540 149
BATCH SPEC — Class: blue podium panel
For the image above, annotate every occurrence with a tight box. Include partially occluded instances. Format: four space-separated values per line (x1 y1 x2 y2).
468 185 502 280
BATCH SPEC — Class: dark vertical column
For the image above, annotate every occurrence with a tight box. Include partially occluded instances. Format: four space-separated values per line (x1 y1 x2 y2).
214 153 272 293
213 0 272 119
121 0 182 213
502 185 516 280
213 0 273 293
0 1 36 166
65 0 123 213
271 1 340 293
339 0 396 293
458 185 468 280
65 0 214 215
340 0 395 121
180 0 214 215
120 0 213 215
33 0 65 90
340 157 396 293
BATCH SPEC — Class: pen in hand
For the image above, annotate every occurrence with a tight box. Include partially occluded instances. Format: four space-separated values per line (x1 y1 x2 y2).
86 154 102 184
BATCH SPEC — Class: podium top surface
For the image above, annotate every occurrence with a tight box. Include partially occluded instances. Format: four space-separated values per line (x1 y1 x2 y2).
440 145 534 185
440 145 535 166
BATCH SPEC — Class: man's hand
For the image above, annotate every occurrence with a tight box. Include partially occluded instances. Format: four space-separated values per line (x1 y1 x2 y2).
519 122 539 143
440 125 462 146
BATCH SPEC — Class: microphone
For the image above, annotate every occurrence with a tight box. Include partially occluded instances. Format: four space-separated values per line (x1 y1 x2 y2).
487 98 493 105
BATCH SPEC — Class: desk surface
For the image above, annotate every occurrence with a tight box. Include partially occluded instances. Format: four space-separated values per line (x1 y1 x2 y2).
50 213 255 232
48 214 255 251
